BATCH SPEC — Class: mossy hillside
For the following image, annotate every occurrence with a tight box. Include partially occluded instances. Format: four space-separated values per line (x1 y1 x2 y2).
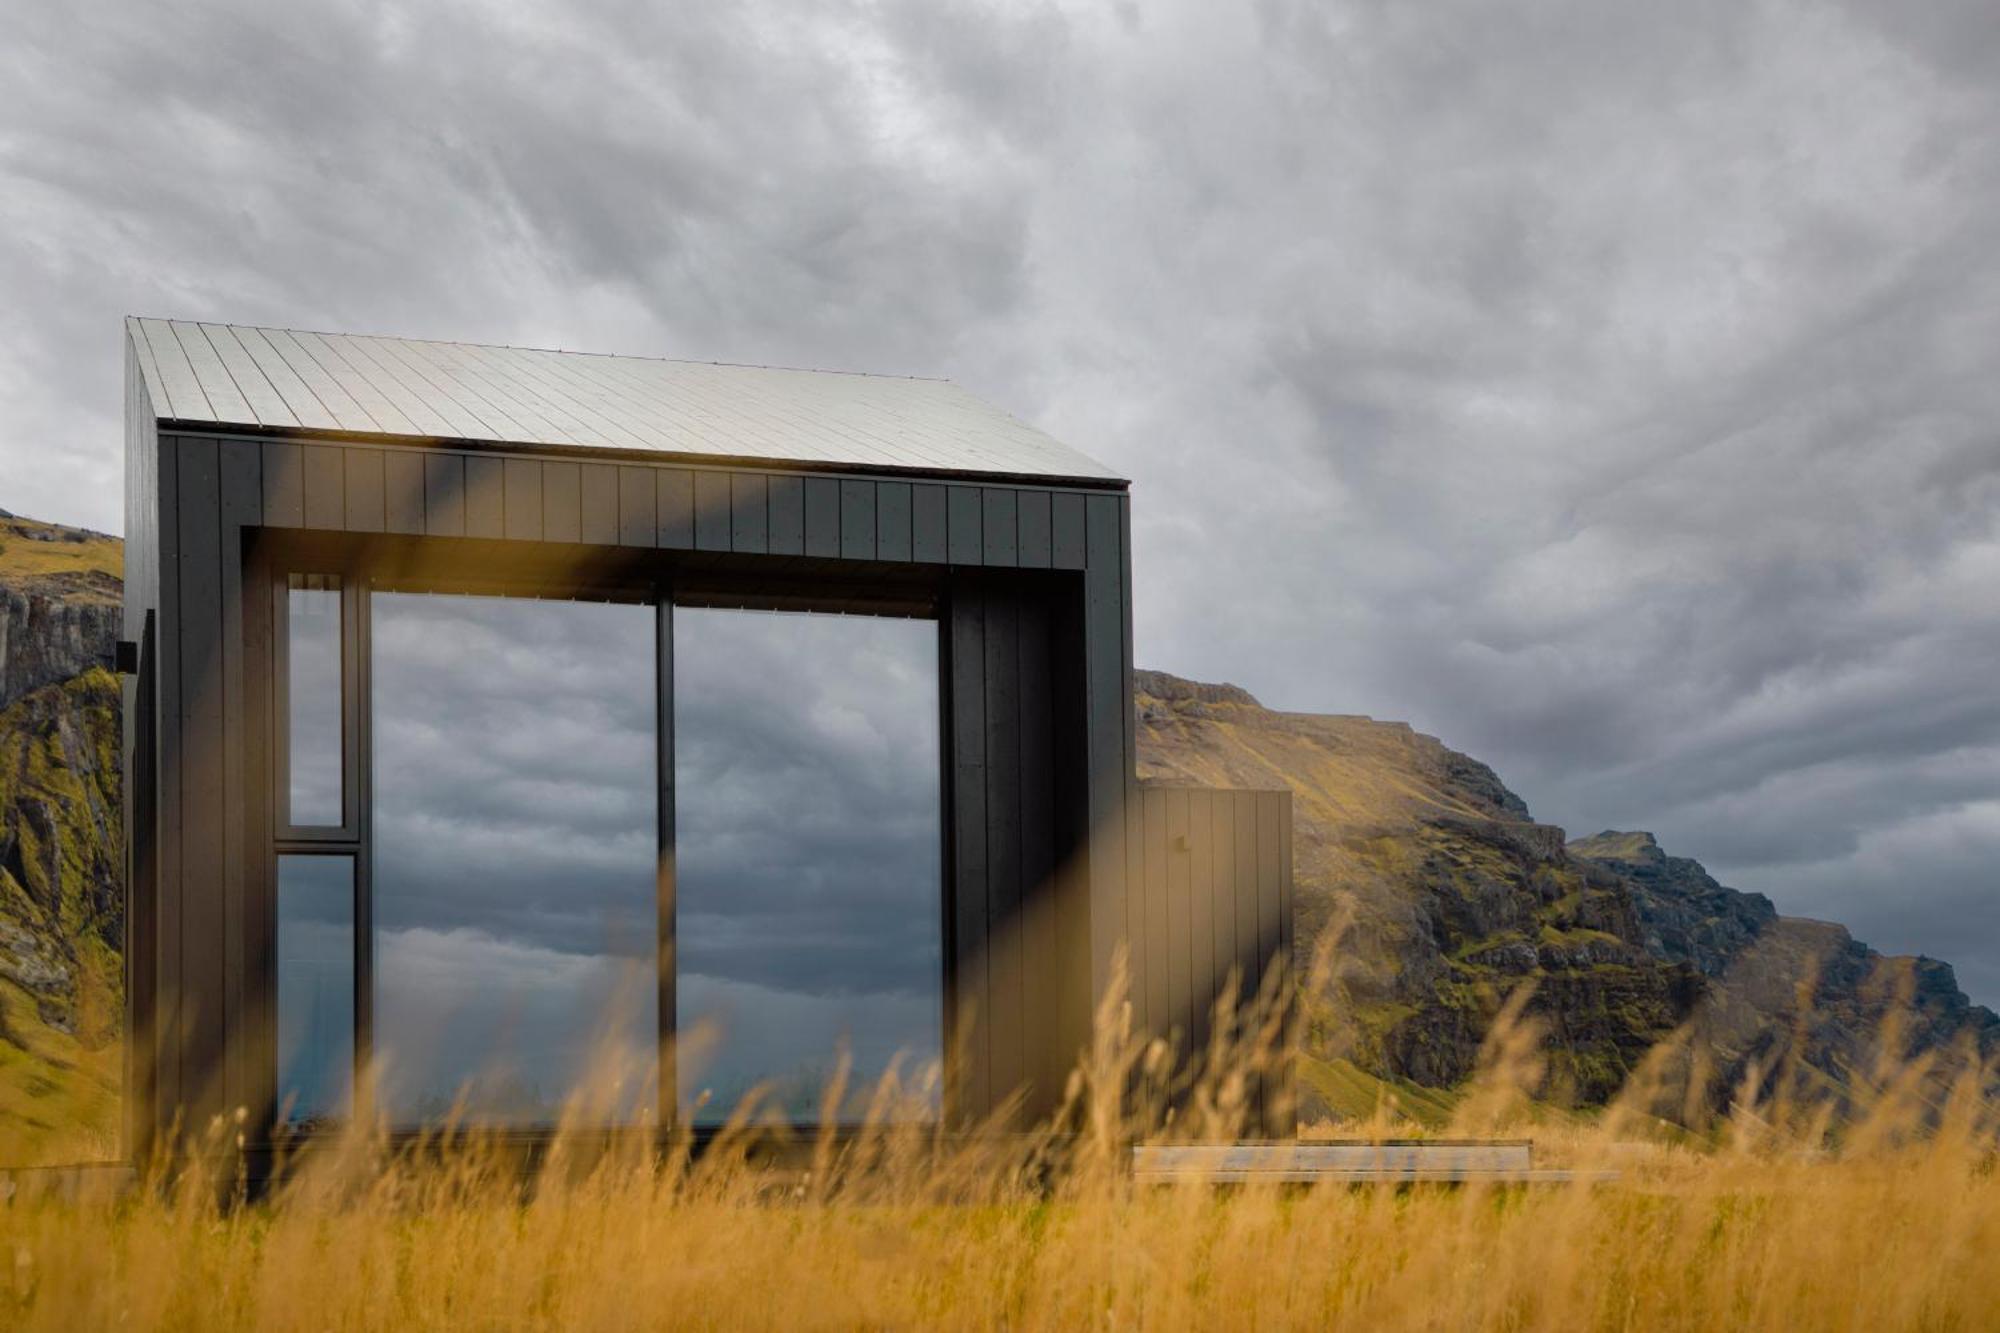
1137 669 1998 1121
1134 670 1697 1112
0 668 123 1165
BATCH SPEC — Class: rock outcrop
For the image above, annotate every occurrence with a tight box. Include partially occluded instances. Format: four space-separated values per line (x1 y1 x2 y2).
0 512 121 709
1134 669 1999 1122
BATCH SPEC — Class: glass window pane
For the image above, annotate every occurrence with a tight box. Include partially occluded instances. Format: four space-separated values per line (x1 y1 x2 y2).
371 592 658 1128
286 576 343 826
277 854 354 1126
675 608 942 1125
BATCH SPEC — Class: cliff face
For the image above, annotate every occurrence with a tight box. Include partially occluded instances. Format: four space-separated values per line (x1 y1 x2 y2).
1133 670 1701 1111
1573 831 1999 1106
1134 670 1998 1122
0 512 122 710
0 669 124 1163
0 512 126 1163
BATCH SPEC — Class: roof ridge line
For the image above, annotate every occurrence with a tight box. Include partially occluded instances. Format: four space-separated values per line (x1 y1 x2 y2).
125 315 949 383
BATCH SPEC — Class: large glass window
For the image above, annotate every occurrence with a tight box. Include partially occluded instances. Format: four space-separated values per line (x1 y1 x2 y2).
286 576 343 827
276 854 354 1126
674 608 942 1124
370 593 657 1127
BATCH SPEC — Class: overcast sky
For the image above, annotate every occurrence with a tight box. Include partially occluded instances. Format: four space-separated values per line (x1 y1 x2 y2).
5 0 1996 1005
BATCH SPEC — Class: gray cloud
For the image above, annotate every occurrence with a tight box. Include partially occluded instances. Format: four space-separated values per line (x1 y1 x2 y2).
5 0 1996 1003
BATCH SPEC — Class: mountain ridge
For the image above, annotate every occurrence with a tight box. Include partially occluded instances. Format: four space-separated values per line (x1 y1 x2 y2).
1133 667 1997 1120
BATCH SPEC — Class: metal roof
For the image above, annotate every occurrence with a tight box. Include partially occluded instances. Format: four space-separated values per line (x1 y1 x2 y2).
125 318 1124 487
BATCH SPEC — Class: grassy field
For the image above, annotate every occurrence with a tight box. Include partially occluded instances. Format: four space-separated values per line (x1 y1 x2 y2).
0 513 122 590
2 974 1993 1331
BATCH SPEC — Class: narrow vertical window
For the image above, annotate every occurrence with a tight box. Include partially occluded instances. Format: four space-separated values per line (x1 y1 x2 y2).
286 575 343 827
277 854 355 1126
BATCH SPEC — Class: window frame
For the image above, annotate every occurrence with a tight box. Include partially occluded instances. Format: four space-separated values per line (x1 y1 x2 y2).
262 545 949 1141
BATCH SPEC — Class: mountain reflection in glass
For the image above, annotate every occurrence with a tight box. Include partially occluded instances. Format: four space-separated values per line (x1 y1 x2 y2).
370 592 657 1128
674 607 942 1125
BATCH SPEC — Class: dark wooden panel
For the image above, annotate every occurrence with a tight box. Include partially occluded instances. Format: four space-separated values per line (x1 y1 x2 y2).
175 437 226 1126
619 467 654 547
1120 497 1136 788
1186 789 1215 1059
1051 492 1086 570
217 440 260 1114
946 486 981 565
840 480 876 561
982 490 1018 567
730 474 768 554
694 472 731 552
464 455 505 539
804 478 839 558
767 476 804 556
239 538 275 1134
1211 794 1239 1010
423 454 466 537
1049 584 1092 1080
911 485 947 564
1257 794 1283 1007
656 470 693 549
154 439 182 1119
1125 786 1147 1036
1083 494 1129 1012
876 481 912 563
301 444 343 530
542 461 580 543
983 586 1022 1120
1165 787 1191 1052
384 451 425 535
1233 792 1259 1008
1142 788 1170 1038
948 581 989 1123
1015 592 1057 1108
1017 490 1052 569
261 441 303 528
343 450 385 533
1277 794 1296 1136
504 458 543 540
580 464 618 544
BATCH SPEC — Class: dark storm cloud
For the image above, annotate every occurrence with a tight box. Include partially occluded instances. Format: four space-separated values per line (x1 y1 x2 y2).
371 593 658 961
675 606 941 1001
6 0 1997 1003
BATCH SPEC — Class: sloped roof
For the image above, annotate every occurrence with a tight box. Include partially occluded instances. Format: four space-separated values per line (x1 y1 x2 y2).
125 318 1123 487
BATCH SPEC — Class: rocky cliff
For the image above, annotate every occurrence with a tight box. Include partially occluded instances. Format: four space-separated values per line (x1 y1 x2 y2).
0 510 121 709
1134 669 1998 1123
0 513 124 1163
1573 830 1999 1112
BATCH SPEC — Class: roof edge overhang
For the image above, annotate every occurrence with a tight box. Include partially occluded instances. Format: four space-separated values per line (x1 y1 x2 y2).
150 417 1133 492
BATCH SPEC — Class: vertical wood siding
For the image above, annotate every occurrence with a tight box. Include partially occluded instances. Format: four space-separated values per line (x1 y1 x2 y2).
1124 785 1296 1138
131 423 1299 1139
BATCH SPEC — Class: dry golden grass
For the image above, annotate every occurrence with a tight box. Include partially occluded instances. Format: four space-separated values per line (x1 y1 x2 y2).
3 963 1995 1331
